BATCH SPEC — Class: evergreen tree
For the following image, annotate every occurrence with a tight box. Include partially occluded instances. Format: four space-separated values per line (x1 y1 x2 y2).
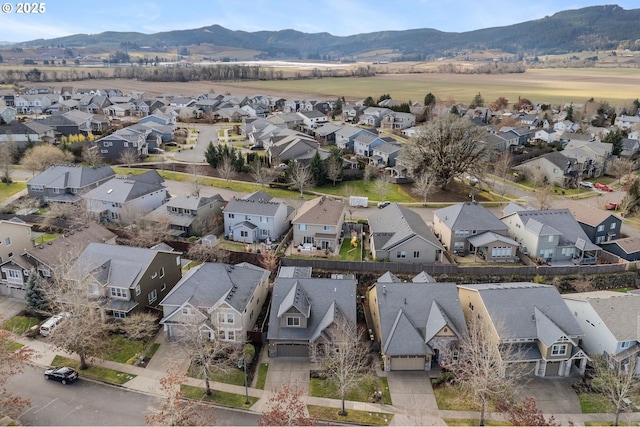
565 104 574 122
309 151 326 186
603 128 627 156
24 269 49 315
204 142 220 168
469 92 484 108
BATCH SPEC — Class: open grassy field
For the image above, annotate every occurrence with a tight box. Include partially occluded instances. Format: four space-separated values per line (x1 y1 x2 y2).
52 66 640 107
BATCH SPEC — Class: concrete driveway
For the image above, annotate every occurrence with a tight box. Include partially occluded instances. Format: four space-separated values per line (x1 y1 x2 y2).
515 377 582 415
263 357 311 393
0 296 27 321
385 371 445 426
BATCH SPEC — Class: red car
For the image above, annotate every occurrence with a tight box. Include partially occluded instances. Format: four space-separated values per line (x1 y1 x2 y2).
605 202 619 210
595 182 614 192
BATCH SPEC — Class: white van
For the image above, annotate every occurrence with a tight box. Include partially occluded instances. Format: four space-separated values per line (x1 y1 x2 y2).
39 312 70 337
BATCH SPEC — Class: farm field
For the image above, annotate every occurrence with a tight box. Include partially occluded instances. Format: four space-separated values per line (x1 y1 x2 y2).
55 66 640 106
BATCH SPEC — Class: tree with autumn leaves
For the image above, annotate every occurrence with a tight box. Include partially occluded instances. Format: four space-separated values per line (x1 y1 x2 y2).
258 383 317 426
0 317 34 419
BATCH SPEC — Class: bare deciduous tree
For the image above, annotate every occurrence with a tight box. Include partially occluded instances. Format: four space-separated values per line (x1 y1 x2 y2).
610 157 635 186
288 162 313 198
372 176 391 204
442 315 529 426
217 154 236 187
21 145 74 175
493 152 515 197
119 148 139 168
258 383 317 426
414 171 437 204
145 364 216 426
0 144 12 184
118 311 160 342
0 316 34 419
325 155 343 186
81 146 104 166
43 201 92 231
363 164 377 184
250 159 277 189
260 249 280 277
323 313 370 416
398 115 493 189
524 166 547 191
189 164 206 197
340 184 358 221
591 354 639 426
533 184 554 211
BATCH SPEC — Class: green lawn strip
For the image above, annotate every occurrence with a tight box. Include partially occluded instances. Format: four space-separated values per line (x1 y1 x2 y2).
309 374 383 402
443 418 511 426
307 404 392 426
578 393 616 413
0 182 27 201
181 384 257 408
585 422 636 426
51 355 136 384
1 315 41 334
379 377 392 405
103 334 147 364
313 180 416 203
188 364 246 386
33 233 59 245
433 384 495 411
339 238 362 261
2 339 24 352
145 343 161 360
255 363 268 390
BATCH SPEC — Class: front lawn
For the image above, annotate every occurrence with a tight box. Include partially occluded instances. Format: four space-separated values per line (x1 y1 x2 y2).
313 180 416 203
103 334 147 364
307 404 393 425
188 363 246 386
51 355 136 384
443 418 511 426
181 384 257 408
309 374 392 404
433 384 498 412
255 363 268 390
578 393 616 413
0 182 27 201
1 315 41 334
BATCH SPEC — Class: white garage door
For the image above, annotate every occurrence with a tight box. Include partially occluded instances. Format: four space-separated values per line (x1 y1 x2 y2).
390 356 425 371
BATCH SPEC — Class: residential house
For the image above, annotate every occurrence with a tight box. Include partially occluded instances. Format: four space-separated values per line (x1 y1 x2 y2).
0 121 55 146
21 222 116 283
335 126 371 153
341 104 365 123
313 123 342 146
600 237 640 261
563 140 611 179
95 127 151 159
0 105 16 124
458 282 588 377
563 291 640 375
553 120 580 134
292 196 345 253
159 262 270 342
36 113 90 137
267 270 357 360
614 115 640 130
0 218 33 265
143 194 225 237
380 112 416 131
369 273 467 371
501 207 601 264
369 203 444 263
559 201 621 244
297 110 328 131
465 107 493 124
14 94 58 114
514 151 579 188
621 138 640 158
66 242 182 318
268 112 304 130
534 129 557 144
369 141 402 168
224 191 293 243
433 202 518 262
139 112 176 127
265 134 322 164
27 164 115 203
353 131 384 157
358 107 393 127
83 170 167 223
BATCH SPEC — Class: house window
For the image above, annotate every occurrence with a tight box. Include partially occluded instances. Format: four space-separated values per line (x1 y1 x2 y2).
260 229 269 236
298 224 307 230
218 313 234 324
176 256 180 265
468 302 474 311
323 225 332 231
548 235 554 243
454 230 469 237
260 216 268 223
151 272 158 279
5 237 11 246
621 341 631 349
31 185 44 192
161 283 166 291
7 269 20 279
111 287 128 298
551 344 567 356
452 351 459 361
111 212 120 220
52 188 60 194
148 289 157 304
396 251 406 259
413 251 420 258
240 231 248 238
182 307 191 315
135 285 141 296
113 311 126 319
597 225 605 232
610 222 617 230
228 213 235 219
454 241 465 249
159 267 165 278
287 316 300 326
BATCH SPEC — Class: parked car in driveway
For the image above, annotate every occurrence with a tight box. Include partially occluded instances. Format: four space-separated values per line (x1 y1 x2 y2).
606 202 619 210
579 181 594 189
44 367 79 384
595 182 614 192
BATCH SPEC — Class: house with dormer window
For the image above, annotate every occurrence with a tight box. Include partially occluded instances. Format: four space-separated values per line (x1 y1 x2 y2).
27 164 115 204
144 194 225 237
267 267 356 360
458 282 588 377
66 242 182 318
224 191 293 243
369 272 467 371
159 262 270 342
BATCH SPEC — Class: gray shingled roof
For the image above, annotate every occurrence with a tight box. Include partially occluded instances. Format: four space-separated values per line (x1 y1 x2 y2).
459 283 583 341
467 231 519 247
510 209 599 251
293 196 344 226
224 191 286 217
28 165 115 188
267 277 356 342
373 282 467 357
368 203 444 251
83 174 165 203
160 262 269 312
434 202 507 232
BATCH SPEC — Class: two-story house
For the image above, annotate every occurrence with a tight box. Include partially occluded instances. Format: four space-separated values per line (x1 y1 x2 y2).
369 273 467 371
458 282 588 377
0 218 33 293
369 203 444 263
353 131 385 157
144 194 225 237
27 164 115 204
160 262 270 342
296 110 328 131
380 112 416 130
433 202 519 262
563 291 640 375
292 196 344 253
267 267 357 360
335 126 372 153
67 242 183 319
369 141 402 168
95 127 151 159
83 170 167 223
501 207 600 264
224 191 293 243
559 201 622 245
515 151 579 188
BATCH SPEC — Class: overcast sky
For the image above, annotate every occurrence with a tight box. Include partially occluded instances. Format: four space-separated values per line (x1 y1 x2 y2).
1 1 638 43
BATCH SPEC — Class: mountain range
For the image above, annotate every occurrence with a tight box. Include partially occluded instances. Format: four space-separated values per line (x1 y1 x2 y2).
15 5 640 60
